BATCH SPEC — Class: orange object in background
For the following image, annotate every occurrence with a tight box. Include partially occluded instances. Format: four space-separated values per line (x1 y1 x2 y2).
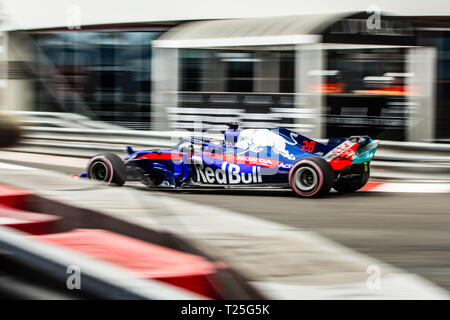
35 229 226 299
308 82 345 93
353 85 419 96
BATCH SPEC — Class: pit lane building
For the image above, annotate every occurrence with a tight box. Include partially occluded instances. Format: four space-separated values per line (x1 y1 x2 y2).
1 2 450 142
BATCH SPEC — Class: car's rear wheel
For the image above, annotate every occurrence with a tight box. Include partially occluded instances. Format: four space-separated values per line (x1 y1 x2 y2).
333 164 370 193
86 153 126 186
289 157 334 198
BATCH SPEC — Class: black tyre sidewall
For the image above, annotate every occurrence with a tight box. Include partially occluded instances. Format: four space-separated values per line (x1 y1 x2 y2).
289 157 334 198
87 153 126 186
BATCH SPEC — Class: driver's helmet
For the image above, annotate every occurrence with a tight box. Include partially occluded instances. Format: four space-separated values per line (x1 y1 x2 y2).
210 137 224 146
224 129 241 147
177 140 192 153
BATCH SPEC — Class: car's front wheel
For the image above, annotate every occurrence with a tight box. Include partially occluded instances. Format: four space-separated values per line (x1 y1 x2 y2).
289 157 334 198
86 153 127 186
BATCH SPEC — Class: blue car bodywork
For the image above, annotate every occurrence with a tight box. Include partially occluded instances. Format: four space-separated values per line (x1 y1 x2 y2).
82 128 379 192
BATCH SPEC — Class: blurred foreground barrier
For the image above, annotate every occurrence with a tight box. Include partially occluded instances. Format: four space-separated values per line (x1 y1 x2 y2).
0 164 264 299
0 226 205 299
0 180 206 299
0 184 60 235
36 228 223 299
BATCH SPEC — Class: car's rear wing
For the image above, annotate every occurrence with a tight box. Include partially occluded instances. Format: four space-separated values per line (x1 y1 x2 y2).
352 138 379 164
322 136 379 170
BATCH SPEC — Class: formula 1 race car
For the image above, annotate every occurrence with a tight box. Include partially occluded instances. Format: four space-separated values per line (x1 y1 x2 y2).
80 124 379 198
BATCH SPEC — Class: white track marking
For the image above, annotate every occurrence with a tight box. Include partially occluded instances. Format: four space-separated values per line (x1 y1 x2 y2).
370 183 450 193
0 151 87 169
254 274 448 300
0 161 38 170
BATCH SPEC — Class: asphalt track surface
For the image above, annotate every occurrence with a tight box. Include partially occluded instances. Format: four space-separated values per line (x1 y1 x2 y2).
3 155 450 292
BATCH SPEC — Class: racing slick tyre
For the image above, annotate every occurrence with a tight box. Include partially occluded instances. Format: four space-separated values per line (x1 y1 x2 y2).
333 164 370 193
86 153 126 186
289 157 334 198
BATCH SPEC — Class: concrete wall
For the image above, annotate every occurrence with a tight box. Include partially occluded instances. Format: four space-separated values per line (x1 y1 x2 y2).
407 46 437 142
0 32 34 112
151 47 179 130
295 44 324 139
254 51 280 93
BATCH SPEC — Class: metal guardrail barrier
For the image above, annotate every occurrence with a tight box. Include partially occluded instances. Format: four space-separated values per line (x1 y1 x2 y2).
3 111 450 181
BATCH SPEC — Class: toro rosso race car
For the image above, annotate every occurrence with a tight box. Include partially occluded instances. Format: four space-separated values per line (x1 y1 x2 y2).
81 124 379 198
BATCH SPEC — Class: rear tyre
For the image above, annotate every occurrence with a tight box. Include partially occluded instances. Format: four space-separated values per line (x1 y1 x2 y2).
289 157 334 198
333 164 370 193
86 153 126 186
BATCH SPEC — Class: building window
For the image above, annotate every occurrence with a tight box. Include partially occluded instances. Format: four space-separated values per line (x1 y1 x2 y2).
32 31 163 130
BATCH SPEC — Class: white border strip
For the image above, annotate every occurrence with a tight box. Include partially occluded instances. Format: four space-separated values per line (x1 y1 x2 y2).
370 183 450 193
153 34 321 48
